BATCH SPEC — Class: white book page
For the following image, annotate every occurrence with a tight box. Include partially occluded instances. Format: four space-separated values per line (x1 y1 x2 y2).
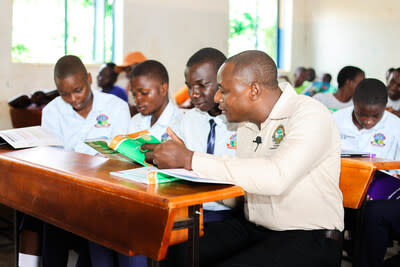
158 168 234 185
0 126 63 149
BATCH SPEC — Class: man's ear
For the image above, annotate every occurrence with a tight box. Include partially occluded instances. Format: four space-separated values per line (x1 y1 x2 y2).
249 82 261 101
160 82 169 96
87 73 92 85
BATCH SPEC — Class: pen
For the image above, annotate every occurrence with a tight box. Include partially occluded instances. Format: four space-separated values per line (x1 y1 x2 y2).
341 153 376 158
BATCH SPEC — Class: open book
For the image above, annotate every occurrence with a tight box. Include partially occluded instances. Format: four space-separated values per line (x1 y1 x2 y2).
0 126 63 149
85 130 160 166
111 166 235 185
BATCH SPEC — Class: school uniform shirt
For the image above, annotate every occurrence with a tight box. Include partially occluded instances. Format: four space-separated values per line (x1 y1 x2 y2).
192 82 344 231
333 106 400 173
175 108 237 156
313 92 352 112
387 97 400 111
128 102 183 141
42 90 130 155
174 108 237 211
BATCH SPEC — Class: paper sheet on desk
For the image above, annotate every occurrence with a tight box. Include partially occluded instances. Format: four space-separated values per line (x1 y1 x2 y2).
158 168 234 185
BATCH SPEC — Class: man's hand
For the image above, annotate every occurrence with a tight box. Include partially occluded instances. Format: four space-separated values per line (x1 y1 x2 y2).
141 138 194 170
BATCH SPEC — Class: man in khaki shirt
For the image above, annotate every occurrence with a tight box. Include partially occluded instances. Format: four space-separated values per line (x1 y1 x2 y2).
143 50 344 266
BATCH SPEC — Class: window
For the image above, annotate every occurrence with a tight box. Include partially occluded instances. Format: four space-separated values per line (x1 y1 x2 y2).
229 0 279 66
12 0 116 64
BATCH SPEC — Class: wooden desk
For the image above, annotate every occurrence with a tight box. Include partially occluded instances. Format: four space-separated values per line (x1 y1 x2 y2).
0 146 244 264
339 157 400 267
340 157 400 209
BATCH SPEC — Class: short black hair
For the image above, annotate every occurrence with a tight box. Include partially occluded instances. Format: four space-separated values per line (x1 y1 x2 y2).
337 66 364 88
129 60 169 84
186 47 227 71
225 50 278 88
353 78 388 106
307 68 316 81
103 62 118 81
54 55 88 82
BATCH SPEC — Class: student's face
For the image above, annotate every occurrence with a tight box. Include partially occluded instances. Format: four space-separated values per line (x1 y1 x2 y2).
215 63 250 122
387 71 400 100
352 103 385 130
97 66 116 88
130 75 168 116
184 62 219 112
56 72 93 112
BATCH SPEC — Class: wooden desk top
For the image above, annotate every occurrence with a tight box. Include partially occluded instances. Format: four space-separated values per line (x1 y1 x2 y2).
340 157 400 209
0 146 244 260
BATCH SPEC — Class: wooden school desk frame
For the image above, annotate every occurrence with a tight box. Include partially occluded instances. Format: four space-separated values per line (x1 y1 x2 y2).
339 157 400 267
0 146 244 267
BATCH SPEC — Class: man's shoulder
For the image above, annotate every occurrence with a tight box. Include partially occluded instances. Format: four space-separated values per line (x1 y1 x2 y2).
42 96 66 114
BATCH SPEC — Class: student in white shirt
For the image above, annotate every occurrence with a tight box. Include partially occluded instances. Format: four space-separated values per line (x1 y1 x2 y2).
313 66 364 112
333 79 400 165
19 55 130 267
386 68 400 117
128 60 183 141
333 78 400 266
175 48 237 157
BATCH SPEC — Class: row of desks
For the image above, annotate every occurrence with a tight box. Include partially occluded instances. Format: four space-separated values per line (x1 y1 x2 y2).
0 146 399 264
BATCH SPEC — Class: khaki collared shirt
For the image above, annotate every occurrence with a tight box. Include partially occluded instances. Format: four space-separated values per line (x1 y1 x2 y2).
192 83 344 231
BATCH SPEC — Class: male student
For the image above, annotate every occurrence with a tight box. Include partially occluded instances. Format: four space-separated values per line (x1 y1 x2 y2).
313 66 365 112
332 79 400 266
143 50 344 266
161 47 238 266
128 59 183 141
386 68 400 117
97 62 128 102
38 55 130 267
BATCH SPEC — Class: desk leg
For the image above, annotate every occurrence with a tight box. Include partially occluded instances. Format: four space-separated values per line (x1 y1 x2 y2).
14 209 18 267
188 205 200 267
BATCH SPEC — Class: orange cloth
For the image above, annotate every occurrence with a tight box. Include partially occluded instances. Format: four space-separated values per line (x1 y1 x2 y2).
174 86 190 105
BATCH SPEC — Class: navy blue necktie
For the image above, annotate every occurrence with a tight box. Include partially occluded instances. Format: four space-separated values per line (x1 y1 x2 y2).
206 119 216 154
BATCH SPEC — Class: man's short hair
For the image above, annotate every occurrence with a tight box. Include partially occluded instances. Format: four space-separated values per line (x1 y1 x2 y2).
353 78 388 106
225 50 278 89
337 66 364 88
129 60 169 84
186 47 227 71
54 55 88 82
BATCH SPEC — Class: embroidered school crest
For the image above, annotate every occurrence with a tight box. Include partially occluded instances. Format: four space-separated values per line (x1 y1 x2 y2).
226 133 237 149
371 133 386 147
95 114 110 128
272 125 285 145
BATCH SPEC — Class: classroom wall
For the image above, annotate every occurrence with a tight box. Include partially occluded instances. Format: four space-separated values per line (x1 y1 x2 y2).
0 0 228 130
290 0 400 86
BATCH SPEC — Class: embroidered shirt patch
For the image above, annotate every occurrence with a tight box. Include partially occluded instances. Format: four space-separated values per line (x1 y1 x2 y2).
95 114 111 128
226 133 237 149
371 133 386 147
272 125 285 145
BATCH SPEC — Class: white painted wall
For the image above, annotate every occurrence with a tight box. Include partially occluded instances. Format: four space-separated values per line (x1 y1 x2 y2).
0 0 228 129
291 0 400 86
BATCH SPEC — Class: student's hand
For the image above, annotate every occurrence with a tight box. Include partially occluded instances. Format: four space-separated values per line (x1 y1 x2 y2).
141 140 194 170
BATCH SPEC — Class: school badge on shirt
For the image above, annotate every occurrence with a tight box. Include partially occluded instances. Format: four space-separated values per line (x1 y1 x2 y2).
371 133 386 147
95 114 111 128
272 125 285 146
226 133 237 149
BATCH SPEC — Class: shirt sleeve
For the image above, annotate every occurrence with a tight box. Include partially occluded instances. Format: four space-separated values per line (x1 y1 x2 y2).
41 103 63 143
192 104 340 196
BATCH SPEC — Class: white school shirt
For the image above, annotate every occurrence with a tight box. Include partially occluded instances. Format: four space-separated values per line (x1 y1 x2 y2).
333 106 400 173
128 102 183 141
42 90 130 155
313 93 352 112
387 97 400 110
175 108 237 211
175 109 237 156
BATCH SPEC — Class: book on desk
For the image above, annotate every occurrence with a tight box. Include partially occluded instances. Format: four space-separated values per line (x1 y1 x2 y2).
0 126 63 149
